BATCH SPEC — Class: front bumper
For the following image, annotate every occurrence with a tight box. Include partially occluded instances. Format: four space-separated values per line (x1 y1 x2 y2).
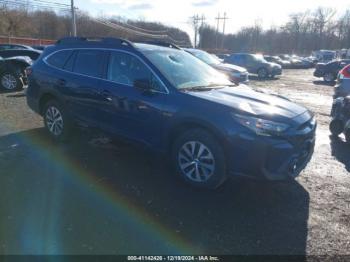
230 72 249 84
270 67 282 76
226 118 316 180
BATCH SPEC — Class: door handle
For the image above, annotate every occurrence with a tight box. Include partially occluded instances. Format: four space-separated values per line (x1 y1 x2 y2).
100 90 113 101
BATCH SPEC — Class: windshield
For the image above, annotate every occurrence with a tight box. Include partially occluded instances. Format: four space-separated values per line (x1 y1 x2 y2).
139 46 232 90
253 54 267 63
188 49 221 65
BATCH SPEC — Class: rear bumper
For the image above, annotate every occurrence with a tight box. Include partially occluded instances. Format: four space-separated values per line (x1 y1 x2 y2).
334 82 350 98
226 127 316 181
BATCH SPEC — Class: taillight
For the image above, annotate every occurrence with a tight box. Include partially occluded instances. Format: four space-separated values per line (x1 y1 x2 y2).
25 67 32 76
339 64 350 79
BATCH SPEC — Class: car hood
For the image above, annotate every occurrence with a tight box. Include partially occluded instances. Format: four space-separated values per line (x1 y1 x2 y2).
187 85 308 120
212 63 247 73
4 56 32 65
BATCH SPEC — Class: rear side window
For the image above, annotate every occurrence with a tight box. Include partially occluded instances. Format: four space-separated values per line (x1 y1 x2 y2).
73 50 105 78
46 50 73 69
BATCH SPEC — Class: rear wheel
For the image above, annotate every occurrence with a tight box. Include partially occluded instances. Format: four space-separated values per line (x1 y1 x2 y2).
43 100 71 141
171 129 227 189
0 71 23 91
324 72 335 82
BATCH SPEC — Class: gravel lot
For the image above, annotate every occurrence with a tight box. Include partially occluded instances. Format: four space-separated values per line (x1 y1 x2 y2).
0 69 349 255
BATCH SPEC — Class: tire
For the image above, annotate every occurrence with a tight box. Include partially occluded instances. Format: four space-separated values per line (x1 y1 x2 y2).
257 68 268 79
323 72 335 82
171 128 227 189
329 119 343 136
0 71 23 91
43 100 72 141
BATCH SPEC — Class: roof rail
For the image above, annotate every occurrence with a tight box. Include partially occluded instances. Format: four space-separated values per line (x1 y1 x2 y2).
56 37 134 48
136 40 181 50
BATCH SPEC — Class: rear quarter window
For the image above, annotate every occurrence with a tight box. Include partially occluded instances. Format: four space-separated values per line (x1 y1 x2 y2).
46 50 73 69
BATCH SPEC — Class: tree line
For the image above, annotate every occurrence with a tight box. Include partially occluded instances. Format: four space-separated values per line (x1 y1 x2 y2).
199 7 350 55
0 4 191 45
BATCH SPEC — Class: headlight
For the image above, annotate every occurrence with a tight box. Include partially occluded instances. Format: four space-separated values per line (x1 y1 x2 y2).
233 114 290 136
231 72 241 78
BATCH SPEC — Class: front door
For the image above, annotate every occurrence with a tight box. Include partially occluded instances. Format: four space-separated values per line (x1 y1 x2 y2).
98 51 168 148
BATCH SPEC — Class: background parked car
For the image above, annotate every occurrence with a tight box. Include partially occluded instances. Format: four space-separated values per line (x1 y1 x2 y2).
0 49 41 61
185 48 249 84
225 53 282 79
0 44 34 50
216 54 229 60
334 64 350 98
314 59 350 82
31 45 50 51
264 55 292 68
0 56 32 91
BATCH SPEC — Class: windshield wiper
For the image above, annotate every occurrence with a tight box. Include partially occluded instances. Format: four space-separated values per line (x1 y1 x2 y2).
181 84 234 91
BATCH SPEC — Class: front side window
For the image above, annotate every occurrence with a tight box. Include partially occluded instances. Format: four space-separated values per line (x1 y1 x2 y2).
107 51 164 92
73 50 105 78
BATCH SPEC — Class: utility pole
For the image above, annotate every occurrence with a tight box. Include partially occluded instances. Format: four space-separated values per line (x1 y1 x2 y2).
215 13 221 49
71 0 77 36
191 15 199 48
221 12 229 49
199 14 206 48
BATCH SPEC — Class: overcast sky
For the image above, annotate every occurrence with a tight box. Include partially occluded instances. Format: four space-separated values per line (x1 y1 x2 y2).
75 0 350 39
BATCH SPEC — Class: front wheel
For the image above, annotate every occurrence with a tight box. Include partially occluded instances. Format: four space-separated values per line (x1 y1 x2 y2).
171 129 227 189
0 71 23 91
43 100 72 141
257 68 268 79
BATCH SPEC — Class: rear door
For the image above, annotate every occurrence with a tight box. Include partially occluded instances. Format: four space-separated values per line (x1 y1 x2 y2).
62 49 109 128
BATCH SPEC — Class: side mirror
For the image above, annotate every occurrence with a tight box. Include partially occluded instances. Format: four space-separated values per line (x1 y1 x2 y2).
134 79 151 91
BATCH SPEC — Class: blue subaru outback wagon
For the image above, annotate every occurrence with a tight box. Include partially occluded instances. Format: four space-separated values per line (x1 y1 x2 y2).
26 37 316 189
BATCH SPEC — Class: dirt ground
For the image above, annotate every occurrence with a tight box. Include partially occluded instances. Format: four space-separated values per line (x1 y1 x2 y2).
0 69 349 255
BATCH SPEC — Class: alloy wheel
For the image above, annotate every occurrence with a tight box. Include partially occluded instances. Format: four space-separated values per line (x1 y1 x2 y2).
1 73 17 90
178 141 215 182
45 106 64 136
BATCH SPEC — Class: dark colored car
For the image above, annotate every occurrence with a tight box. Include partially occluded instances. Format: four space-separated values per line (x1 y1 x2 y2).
264 55 292 69
216 54 229 60
0 56 32 91
0 49 42 61
0 44 34 50
26 37 316 189
329 96 350 142
334 64 350 98
313 59 350 82
224 53 282 79
185 48 249 84
32 45 50 51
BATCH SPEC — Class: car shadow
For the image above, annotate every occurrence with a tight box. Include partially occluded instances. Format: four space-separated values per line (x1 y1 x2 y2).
313 80 335 87
330 135 350 172
249 75 280 82
0 128 310 255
